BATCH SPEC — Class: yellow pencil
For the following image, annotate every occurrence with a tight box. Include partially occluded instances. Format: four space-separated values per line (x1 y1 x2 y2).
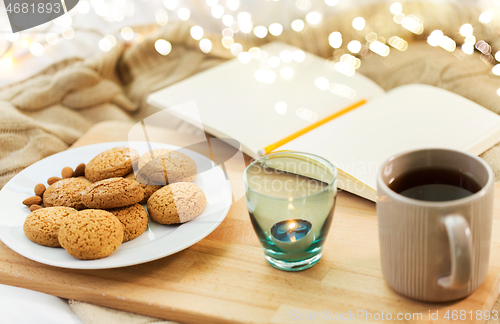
258 99 367 156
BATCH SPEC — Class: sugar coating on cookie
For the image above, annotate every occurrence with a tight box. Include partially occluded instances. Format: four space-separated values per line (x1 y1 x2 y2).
43 177 92 210
81 177 144 209
58 209 124 260
108 203 149 242
23 207 78 247
85 147 139 182
125 172 162 204
147 182 207 224
137 149 197 185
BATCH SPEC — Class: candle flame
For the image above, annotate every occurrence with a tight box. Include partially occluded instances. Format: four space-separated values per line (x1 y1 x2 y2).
288 222 296 230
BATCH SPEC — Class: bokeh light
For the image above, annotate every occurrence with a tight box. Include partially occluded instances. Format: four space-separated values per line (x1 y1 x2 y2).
253 26 268 38
269 23 283 36
222 14 233 26
369 41 390 57
427 30 443 47
347 40 361 53
459 24 473 37
390 2 402 15
190 26 204 40
211 5 224 18
352 17 365 31
479 12 492 24
155 39 172 56
402 15 423 34
238 51 251 63
291 19 305 32
492 64 500 76
329 32 342 48
99 38 112 52
295 0 311 11
227 0 240 11
77 1 90 14
200 39 213 53
230 43 242 56
315 77 329 91
156 10 168 25
324 0 339 6
462 43 474 55
240 21 253 33
121 27 134 41
388 36 408 51
206 0 217 7
177 7 190 20
306 12 322 25
275 101 287 115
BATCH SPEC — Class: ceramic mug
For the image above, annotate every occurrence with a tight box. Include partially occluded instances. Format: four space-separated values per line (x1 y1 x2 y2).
376 148 494 302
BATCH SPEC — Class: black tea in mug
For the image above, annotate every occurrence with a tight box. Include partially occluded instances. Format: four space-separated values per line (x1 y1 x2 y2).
388 167 482 201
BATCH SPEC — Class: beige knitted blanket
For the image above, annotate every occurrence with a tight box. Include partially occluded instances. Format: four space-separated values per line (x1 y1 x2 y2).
2 1 500 323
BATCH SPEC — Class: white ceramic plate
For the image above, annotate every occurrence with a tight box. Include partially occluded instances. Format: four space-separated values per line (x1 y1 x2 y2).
0 141 232 269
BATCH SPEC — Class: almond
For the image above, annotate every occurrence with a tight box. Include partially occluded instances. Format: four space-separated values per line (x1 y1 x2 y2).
29 204 43 212
34 183 46 197
74 163 86 177
23 196 42 206
47 176 62 186
62 167 74 179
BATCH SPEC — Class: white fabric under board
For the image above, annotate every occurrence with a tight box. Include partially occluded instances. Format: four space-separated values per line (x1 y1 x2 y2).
0 284 83 324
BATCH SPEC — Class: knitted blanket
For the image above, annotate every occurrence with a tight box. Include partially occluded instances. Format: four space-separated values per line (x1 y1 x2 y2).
2 1 500 189
2 1 500 323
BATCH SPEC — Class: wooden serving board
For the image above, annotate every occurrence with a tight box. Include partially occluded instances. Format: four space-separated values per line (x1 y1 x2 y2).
1 120 500 324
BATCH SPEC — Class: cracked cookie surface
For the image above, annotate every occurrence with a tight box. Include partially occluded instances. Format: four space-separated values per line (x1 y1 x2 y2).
147 182 207 224
58 209 124 260
23 207 78 247
137 149 197 185
43 177 92 210
82 177 144 209
85 147 139 182
108 203 149 242
125 172 162 204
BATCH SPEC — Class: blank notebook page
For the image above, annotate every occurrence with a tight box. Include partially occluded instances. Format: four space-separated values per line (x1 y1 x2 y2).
279 84 500 190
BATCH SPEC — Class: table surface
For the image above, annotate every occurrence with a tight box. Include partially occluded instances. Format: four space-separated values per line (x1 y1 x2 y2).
1 120 500 324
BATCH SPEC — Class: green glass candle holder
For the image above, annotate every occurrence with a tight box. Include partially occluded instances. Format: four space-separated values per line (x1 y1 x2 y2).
244 151 337 271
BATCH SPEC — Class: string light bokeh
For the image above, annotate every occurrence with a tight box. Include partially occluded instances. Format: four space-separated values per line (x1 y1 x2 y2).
1 0 500 95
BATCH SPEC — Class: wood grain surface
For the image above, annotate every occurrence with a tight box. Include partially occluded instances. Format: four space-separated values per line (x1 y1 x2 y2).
1 121 500 324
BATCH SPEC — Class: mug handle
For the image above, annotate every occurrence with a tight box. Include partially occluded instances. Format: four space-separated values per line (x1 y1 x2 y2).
437 215 472 290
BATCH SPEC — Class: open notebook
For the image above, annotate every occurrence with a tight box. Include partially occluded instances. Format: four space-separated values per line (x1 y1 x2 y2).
147 42 500 201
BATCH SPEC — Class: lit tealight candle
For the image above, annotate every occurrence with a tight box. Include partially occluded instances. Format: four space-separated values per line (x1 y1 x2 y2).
270 219 313 252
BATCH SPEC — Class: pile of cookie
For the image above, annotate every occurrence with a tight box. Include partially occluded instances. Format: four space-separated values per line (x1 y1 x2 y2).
22 147 207 260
